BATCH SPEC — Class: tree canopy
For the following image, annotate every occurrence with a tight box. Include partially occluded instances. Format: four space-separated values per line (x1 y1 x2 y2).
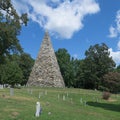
55 44 118 93
55 48 74 87
0 0 28 63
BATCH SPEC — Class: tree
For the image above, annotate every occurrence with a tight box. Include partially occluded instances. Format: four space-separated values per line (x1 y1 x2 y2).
82 43 116 89
55 48 74 87
19 53 34 85
0 0 28 63
74 59 86 88
0 61 23 87
0 53 34 86
8 53 34 85
103 72 120 93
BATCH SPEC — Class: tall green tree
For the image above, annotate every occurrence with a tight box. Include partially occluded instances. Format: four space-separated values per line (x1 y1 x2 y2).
0 61 23 87
0 53 34 86
55 48 74 87
74 59 86 88
9 53 34 85
0 0 28 63
82 43 116 89
19 53 34 85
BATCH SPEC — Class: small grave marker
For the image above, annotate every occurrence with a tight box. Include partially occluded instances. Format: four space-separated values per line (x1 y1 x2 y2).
58 94 60 100
39 92 41 99
84 101 87 106
70 98 73 104
80 98 83 104
45 90 47 95
63 95 65 101
0 85 3 89
67 92 69 97
10 88 14 96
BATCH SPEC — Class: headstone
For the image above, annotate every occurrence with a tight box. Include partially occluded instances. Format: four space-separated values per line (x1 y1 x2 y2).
63 95 65 101
39 92 41 99
45 90 47 95
0 85 3 89
27 31 65 88
58 94 60 100
48 112 51 115
80 98 83 104
35 102 42 117
10 88 14 96
84 101 87 106
70 98 73 104
67 92 69 97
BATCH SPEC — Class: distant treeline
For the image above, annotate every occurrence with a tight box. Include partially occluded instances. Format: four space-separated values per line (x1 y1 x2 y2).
55 44 120 93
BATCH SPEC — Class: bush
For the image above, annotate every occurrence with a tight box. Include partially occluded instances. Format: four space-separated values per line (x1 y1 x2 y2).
102 92 111 100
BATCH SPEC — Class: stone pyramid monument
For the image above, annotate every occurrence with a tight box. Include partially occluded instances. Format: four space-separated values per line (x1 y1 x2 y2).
27 31 65 87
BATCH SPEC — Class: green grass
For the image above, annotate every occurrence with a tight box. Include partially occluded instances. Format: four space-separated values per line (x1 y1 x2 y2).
0 87 120 120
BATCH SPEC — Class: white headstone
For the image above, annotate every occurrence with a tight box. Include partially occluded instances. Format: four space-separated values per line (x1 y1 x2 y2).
70 98 73 103
35 102 41 117
80 98 83 104
0 85 3 89
39 92 41 99
67 92 69 97
58 94 60 100
48 112 51 115
45 90 47 95
84 101 87 106
63 95 65 101
10 88 14 96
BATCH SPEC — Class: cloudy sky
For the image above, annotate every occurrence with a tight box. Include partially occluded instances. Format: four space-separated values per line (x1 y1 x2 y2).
11 0 120 65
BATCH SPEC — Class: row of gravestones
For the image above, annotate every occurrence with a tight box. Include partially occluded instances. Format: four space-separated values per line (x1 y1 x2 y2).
27 88 100 104
26 88 101 117
1 88 100 117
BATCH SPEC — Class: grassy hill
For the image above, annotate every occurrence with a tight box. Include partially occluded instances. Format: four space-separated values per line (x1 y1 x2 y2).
0 87 120 120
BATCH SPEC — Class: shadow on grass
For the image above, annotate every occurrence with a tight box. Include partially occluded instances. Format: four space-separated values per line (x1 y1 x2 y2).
87 102 120 112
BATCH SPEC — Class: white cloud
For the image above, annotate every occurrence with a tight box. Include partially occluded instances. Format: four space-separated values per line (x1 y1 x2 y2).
109 10 120 38
108 48 120 65
12 0 100 39
116 10 120 32
108 10 120 65
108 26 117 38
117 40 120 50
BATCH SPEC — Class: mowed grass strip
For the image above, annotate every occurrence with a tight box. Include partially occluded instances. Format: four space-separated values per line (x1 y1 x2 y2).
0 87 120 120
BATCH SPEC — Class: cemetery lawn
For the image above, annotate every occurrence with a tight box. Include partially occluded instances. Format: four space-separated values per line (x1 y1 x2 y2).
0 87 120 120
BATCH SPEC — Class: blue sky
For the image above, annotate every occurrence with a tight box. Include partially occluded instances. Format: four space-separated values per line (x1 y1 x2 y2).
11 0 120 65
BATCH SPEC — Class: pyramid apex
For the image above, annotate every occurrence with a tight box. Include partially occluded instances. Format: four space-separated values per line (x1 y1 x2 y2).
44 30 50 38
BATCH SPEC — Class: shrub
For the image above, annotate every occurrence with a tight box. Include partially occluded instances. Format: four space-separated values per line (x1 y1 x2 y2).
103 72 120 93
102 92 111 100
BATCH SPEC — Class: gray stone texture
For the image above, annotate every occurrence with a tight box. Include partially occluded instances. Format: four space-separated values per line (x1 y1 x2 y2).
27 31 65 87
